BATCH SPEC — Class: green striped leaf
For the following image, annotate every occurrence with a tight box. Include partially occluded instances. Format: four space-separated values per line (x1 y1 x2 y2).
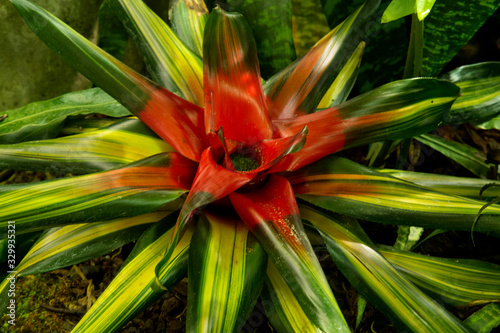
377 169 500 200
0 118 172 174
230 175 350 332
301 206 470 332
417 133 494 179
317 41 364 108
108 0 204 106
0 88 130 144
0 153 195 236
464 303 500 333
264 0 380 118
227 0 296 78
0 212 168 313
169 0 208 58
261 261 323 332
72 213 192 333
187 211 267 332
379 246 500 307
290 156 500 231
441 62 500 125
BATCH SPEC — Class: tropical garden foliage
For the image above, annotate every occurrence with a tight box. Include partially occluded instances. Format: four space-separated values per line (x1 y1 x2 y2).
1 0 500 331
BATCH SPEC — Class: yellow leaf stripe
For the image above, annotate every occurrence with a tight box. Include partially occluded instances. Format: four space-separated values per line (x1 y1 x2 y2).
380 248 500 306
318 42 364 108
0 126 172 168
265 261 322 332
451 76 500 111
72 221 193 333
170 0 208 57
301 206 469 333
377 169 500 199
117 0 204 106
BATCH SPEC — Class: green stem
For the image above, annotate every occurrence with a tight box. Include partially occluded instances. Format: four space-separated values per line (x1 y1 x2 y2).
404 13 424 79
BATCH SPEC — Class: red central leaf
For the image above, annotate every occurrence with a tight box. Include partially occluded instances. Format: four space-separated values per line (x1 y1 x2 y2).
203 6 272 148
270 108 347 172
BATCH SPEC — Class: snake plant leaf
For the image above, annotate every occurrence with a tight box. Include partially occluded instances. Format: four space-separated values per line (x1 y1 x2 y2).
379 246 500 307
11 0 207 161
169 0 208 58
261 261 323 332
227 0 296 78
271 78 459 172
264 0 380 119
0 153 195 236
291 0 331 58
0 88 130 144
187 211 267 332
378 169 500 200
0 211 169 313
290 155 500 232
203 7 272 148
423 0 500 76
464 303 500 333
0 118 172 174
417 133 494 179
155 147 254 287
72 213 193 333
97 1 129 61
106 0 204 106
230 175 350 332
301 206 470 332
317 42 365 108
440 62 500 125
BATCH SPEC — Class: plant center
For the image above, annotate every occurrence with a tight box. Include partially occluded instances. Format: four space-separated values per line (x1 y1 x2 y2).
230 153 259 171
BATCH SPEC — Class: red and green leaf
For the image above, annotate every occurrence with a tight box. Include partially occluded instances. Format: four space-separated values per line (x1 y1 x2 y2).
264 0 380 119
290 156 500 231
230 175 350 332
155 148 254 286
187 211 267 332
203 7 272 149
0 153 196 236
272 78 459 172
11 0 207 161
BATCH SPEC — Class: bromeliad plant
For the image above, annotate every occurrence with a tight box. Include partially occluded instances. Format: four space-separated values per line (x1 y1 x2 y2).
1 0 500 331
